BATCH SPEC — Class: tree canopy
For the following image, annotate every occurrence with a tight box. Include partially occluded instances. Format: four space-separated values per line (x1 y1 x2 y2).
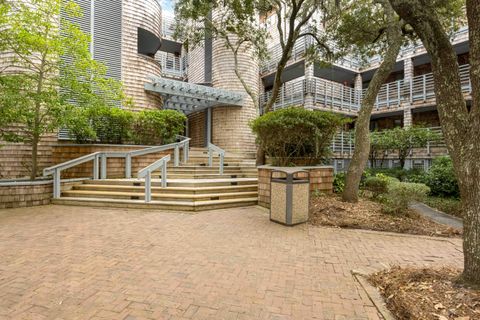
0 0 130 179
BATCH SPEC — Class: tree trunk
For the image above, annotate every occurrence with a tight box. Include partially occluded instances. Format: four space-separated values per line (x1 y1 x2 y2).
388 0 480 284
342 1 403 202
30 134 39 180
460 160 480 284
256 147 266 166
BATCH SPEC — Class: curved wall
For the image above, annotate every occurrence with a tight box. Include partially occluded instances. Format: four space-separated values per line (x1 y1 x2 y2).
122 0 163 110
211 9 259 154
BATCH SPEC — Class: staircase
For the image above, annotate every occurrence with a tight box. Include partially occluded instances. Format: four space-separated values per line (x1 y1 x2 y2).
52 147 259 211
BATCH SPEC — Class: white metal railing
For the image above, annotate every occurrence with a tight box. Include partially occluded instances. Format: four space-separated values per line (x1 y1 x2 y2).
138 154 171 202
43 136 191 199
260 78 306 111
260 64 472 113
207 143 225 175
156 51 186 79
260 32 362 75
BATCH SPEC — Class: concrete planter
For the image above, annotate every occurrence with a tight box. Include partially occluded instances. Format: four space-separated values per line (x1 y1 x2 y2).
258 165 334 208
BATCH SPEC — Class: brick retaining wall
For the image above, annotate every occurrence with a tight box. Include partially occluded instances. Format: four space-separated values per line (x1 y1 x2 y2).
258 166 334 208
0 179 81 209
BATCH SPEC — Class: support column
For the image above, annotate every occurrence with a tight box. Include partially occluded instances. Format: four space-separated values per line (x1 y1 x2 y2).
403 57 414 127
204 107 212 147
304 62 315 110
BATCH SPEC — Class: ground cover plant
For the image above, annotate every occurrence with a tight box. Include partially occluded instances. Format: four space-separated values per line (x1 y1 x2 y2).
369 267 480 320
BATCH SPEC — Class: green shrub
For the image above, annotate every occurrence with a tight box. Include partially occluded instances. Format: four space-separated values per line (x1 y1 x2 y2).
333 172 346 193
425 156 459 198
90 106 134 144
66 106 133 144
66 107 186 145
64 106 97 143
364 176 389 198
365 168 426 183
380 181 430 215
132 110 186 145
250 107 348 166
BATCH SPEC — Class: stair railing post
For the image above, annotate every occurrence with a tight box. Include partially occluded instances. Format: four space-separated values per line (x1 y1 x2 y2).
174 145 180 167
208 148 213 167
125 154 132 178
161 162 167 188
93 154 99 180
145 170 152 202
219 153 224 175
53 168 61 199
100 153 107 179
183 141 188 164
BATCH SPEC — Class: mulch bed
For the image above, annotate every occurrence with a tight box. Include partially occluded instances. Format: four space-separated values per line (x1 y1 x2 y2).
369 267 480 320
309 195 461 237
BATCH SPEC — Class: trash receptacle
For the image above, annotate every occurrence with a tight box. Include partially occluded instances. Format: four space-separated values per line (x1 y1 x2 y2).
270 168 310 226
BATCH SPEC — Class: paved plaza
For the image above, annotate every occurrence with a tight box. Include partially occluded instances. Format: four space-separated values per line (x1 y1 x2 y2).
0 205 462 320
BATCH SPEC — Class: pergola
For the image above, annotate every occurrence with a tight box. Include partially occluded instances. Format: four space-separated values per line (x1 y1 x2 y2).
145 76 244 115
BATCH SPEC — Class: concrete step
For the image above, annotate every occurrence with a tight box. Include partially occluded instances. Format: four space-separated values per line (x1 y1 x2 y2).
157 173 257 179
62 189 258 202
72 184 258 194
52 196 258 212
82 178 258 188
165 168 258 173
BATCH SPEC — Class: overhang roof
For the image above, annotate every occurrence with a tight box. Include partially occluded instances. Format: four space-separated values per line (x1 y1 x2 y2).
145 76 244 114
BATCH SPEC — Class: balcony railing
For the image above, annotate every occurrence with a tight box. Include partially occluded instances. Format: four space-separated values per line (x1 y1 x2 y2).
156 52 187 79
259 64 471 113
260 35 362 75
261 26 469 75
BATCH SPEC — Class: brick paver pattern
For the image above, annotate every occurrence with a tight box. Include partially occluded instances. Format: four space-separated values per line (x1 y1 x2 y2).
0 205 462 320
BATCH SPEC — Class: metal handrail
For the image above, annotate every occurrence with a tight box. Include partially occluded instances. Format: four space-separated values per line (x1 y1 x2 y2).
138 154 171 202
43 135 190 199
207 143 225 175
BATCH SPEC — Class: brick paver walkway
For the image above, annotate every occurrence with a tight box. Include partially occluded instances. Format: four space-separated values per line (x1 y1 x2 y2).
0 205 462 320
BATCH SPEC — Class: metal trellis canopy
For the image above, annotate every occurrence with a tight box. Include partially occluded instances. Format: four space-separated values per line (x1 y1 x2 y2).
145 76 244 114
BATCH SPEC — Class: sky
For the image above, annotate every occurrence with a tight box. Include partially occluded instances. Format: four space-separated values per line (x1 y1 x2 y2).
161 0 175 15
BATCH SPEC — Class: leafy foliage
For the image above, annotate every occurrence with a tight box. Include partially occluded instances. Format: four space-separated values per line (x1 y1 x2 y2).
425 156 460 198
364 176 389 198
333 172 346 193
365 168 426 183
250 107 348 166
132 110 187 145
380 181 430 215
0 0 129 178
66 108 186 145
369 127 440 168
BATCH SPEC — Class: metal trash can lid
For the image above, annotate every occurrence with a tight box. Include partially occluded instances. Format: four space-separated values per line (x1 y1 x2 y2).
271 168 310 183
